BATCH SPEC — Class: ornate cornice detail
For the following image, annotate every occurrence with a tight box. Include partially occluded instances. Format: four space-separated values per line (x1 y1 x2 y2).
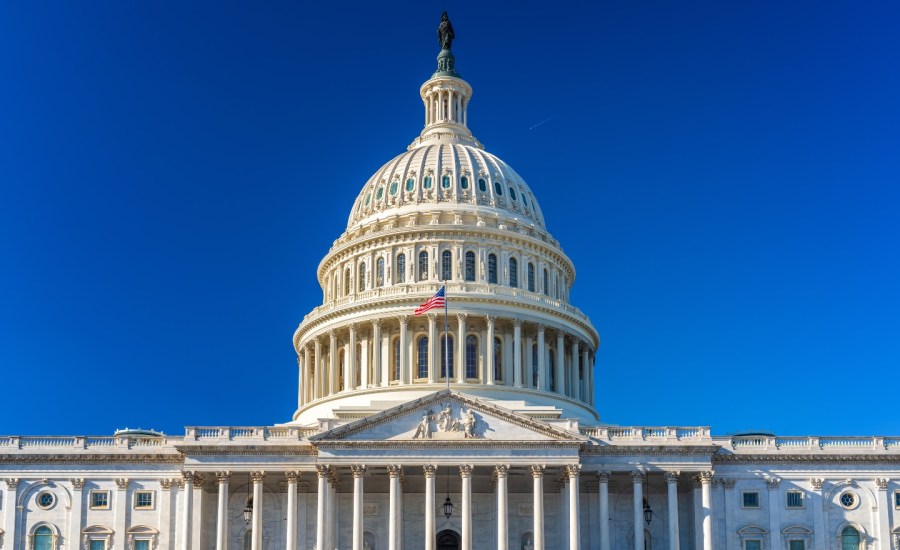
215 472 231 484
192 474 205 488
699 471 713 484
315 465 330 479
285 471 299 483
664 471 679 484
160 479 173 491
250 471 265 483
714 453 900 465
765 477 780 489
494 465 510 478
722 479 737 489
71 478 85 490
459 464 474 478
181 471 194 484
875 478 888 490
0 454 183 465
531 465 545 479
423 464 437 478
810 478 824 490
350 465 367 478
115 478 129 490
597 470 611 483
387 465 403 478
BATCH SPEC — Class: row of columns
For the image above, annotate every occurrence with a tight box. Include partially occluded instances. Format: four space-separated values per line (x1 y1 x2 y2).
425 86 467 127
298 317 596 407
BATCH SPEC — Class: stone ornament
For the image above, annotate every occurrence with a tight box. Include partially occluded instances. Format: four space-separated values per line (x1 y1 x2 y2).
350 465 367 478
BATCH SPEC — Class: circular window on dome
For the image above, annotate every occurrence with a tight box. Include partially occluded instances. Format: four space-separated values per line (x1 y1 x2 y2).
406 178 415 192
460 176 469 189
478 178 487 192
442 175 451 189
364 193 371 206
424 176 433 189
375 187 384 200
37 491 55 509
389 181 399 195
839 491 858 509
509 187 517 200
494 181 503 195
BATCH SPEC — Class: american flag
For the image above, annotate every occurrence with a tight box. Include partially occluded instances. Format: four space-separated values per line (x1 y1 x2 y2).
414 286 446 316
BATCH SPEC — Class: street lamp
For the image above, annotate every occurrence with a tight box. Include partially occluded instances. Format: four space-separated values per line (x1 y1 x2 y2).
443 465 454 519
244 473 253 524
643 498 653 525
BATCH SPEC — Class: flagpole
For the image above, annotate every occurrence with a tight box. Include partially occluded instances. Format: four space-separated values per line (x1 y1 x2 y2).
443 285 450 391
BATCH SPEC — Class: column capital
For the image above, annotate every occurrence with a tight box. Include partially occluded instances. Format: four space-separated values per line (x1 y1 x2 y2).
722 478 737 489
810 478 824 490
632 471 645 483
71 478 85 490
348 323 357 335
494 465 510 478
691 475 702 489
181 471 194 484
4 478 19 490
664 471 679 484
486 315 496 325
531 465 546 478
216 471 231 484
699 471 714 485
351 465 367 478
285 471 299 483
160 479 173 491
250 471 266 483
513 318 523 328
398 315 409 327
315 465 330 479
423 464 438 478
328 329 337 339
372 319 381 330
456 312 468 322
387 464 403 478
597 471 611 483
459 464 474 478
427 312 438 322
192 474 205 488
536 323 545 332
565 464 581 479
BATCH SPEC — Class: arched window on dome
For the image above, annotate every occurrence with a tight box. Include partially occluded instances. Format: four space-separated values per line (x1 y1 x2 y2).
532 343 539 387
509 187 517 201
543 268 549 296
418 251 429 281
527 262 535 292
487 254 498 284
396 253 406 284
841 527 860 550
441 175 451 189
344 268 351 297
494 181 503 195
465 335 478 379
376 258 385 287
389 181 399 195
441 250 452 281
392 338 401 382
478 178 487 192
509 257 518 288
424 176 433 189
493 337 503 382
464 251 476 282
460 176 469 190
417 337 428 379
358 263 366 292
440 335 454 379
32 526 54 550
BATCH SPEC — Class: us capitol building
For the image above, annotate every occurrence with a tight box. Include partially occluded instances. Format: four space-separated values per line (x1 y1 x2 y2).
2 14 897 550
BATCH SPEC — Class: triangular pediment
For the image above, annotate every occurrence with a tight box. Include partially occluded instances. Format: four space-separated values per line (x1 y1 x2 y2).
309 390 584 444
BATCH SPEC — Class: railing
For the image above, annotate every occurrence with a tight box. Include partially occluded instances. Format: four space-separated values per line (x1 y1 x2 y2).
580 426 712 441
0 436 174 450
184 426 319 442
730 435 896 452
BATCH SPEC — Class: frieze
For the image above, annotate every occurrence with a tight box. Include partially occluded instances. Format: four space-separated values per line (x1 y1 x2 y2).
0 454 183 465
714 454 900 465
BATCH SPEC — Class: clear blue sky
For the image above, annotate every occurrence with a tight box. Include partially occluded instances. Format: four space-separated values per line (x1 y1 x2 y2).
1 1 898 437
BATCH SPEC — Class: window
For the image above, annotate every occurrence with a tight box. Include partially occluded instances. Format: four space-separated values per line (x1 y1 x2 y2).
548 351 556 391
742 491 760 508
419 251 429 281
91 491 109 509
37 492 55 509
33 527 53 550
532 344 538 387
522 194 528 207
344 268 351 296
393 338 401 381
841 527 860 550
464 251 475 282
406 177 415 192
441 250 452 281
789 542 805 550
494 181 503 195
895 490 900 508
389 180 398 195
442 175 451 188
134 542 150 550
364 193 371 206
478 178 487 192
358 263 366 292
786 490 804 508
417 337 428 379
509 257 518 287
375 186 384 200
396 254 406 283
527 262 535 292
460 176 469 189
90 541 106 550
509 187 517 200
465 335 478 379
493 337 503 381
424 176 433 189
441 335 454 378
744 542 761 550
487 254 498 284
376 258 385 287
542 268 549 295
839 491 857 509
135 491 154 510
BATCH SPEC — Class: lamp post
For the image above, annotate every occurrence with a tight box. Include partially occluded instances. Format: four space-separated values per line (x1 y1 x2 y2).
243 473 253 524
443 465 454 519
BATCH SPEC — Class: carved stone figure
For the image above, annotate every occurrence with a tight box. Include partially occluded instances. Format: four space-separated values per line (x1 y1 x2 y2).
413 413 432 439
523 539 534 550
463 408 477 438
438 405 460 432
438 12 455 51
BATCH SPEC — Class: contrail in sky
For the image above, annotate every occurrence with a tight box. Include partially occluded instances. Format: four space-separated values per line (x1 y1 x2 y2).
529 115 555 130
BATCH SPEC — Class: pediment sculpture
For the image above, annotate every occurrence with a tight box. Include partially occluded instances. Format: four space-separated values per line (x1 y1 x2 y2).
413 403 481 440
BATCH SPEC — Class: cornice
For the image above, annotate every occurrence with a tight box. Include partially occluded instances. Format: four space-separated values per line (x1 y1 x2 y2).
314 440 582 450
0 454 184 465
177 447 317 457
580 445 719 457
714 454 900 465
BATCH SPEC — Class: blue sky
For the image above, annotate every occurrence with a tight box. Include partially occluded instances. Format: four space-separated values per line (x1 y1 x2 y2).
1 1 898 436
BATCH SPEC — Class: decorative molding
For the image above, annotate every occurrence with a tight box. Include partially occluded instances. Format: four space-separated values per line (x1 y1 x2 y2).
215 472 231 484
423 465 437 478
765 477 781 489
315 465 330 479
350 465 367 478
810 478 824 490
699 471 713 484
531 465 545 479
181 471 194 484
664 471 679 484
115 478 129 490
192 474 205 488
285 471 299 483
459 464 474 478
387 465 403 478
71 478 85 490
875 478 888 490
250 471 266 483
565 464 581 479
597 470 611 483
495 465 510 478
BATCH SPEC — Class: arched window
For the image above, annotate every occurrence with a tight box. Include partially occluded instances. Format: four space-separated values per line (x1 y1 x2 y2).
441 250 452 281
441 175 451 189
441 335 454 378
543 268 549 295
344 268 351 296
424 176 433 189
393 338 401 381
532 343 539 387
478 178 487 192
509 257 518 287
418 251 429 281
527 262 535 292
465 335 478 379
376 258 385 287
460 176 469 189
488 254 498 284
417 337 429 379
396 253 406 283
464 251 476 282
493 337 503 382
841 527 860 550
33 527 53 550
406 178 415 192
494 181 503 195
358 263 366 292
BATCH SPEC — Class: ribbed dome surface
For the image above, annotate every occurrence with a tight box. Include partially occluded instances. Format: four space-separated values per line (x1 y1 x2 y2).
346 143 546 231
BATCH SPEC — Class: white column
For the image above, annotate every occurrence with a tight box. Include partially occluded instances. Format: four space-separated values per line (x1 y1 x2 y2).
513 319 523 387
531 466 545 550
297 355 304 408
399 316 409 384
179 472 193 550
461 465 474 550
700 471 713 550
347 324 357 391
810 479 826 550
328 330 338 394
70 479 85 550
496 465 509 550
567 465 581 550
360 334 369 388
3 479 19 550
372 320 383 387
326 475 336 550
313 338 322 399
536 325 546 390
665 472 680 550
114 478 128 550
456 313 467 383
633 471 645 550
427 313 438 382
302 347 311 404
351 465 366 550
581 346 590 401
503 328 513 384
598 472 610 550
486 315 496 384
285 472 298 550
765 477 779 550
524 334 534 388
424 466 437 550
316 466 328 550
388 465 403 550
692 477 702 550
560 477 569 549
555 332 565 394
570 340 579 398
215 472 230 550
251 472 265 550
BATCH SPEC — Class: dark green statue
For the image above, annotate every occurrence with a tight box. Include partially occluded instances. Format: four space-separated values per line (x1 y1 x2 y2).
438 12 455 51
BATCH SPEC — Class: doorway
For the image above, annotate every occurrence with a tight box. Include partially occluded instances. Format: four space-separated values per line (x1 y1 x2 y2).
437 529 461 550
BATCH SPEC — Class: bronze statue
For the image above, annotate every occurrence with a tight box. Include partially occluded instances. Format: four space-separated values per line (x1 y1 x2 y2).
438 12 455 50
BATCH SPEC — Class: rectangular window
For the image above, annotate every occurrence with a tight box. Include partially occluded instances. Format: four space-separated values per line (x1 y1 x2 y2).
742 491 760 508
789 541 805 550
134 541 150 550
744 542 761 550
89 541 106 550
90 491 110 509
895 490 900 508
135 491 154 510
786 490 804 508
